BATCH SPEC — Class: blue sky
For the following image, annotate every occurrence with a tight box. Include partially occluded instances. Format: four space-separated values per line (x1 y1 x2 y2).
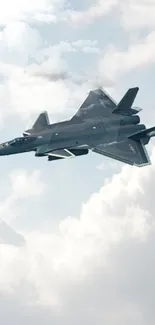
1 1 155 324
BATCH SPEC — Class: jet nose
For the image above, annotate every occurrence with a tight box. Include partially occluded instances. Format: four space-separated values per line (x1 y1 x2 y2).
0 146 5 155
0 142 9 155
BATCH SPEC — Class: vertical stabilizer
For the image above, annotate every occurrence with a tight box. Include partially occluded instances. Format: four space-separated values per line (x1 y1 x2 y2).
112 87 139 115
23 111 50 135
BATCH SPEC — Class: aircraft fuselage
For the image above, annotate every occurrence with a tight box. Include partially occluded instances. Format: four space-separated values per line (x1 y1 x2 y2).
0 115 146 156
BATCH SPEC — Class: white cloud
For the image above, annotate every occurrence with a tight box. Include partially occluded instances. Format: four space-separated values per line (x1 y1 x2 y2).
9 169 45 199
0 148 155 323
0 22 42 65
0 0 119 26
6 70 72 120
0 0 155 323
2 0 155 31
97 159 122 171
98 31 155 80
0 169 45 223
0 0 65 24
0 16 102 124
0 221 25 246
61 0 119 25
0 34 102 124
120 0 155 30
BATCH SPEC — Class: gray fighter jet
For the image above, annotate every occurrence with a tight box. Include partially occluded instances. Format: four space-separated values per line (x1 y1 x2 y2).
0 87 155 167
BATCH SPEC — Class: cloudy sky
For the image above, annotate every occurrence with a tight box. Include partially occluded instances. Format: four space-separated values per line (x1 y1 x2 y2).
1 0 155 324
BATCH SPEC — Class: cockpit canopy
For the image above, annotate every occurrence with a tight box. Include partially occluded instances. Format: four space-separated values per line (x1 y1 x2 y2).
9 136 37 146
0 136 37 148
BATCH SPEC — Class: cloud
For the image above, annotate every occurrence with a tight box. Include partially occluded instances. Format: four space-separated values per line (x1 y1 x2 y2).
9 169 45 199
32 71 93 86
1 0 154 31
35 40 100 60
60 0 119 26
0 0 66 25
0 221 25 246
0 169 46 223
98 31 155 80
0 22 43 122
120 0 155 30
97 159 122 171
0 147 155 323
0 0 119 26
0 34 104 124
0 22 42 67
34 71 70 82
30 40 100 85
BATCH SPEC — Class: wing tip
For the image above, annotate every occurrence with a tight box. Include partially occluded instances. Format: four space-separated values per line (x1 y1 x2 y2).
129 86 139 92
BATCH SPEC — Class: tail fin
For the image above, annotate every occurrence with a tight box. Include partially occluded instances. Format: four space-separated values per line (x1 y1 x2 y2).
23 111 50 135
112 87 139 115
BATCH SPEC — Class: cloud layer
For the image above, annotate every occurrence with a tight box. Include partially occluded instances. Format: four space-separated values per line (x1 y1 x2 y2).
1 149 155 324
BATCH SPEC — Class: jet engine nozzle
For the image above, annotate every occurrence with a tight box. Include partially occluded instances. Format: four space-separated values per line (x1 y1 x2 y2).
120 115 140 125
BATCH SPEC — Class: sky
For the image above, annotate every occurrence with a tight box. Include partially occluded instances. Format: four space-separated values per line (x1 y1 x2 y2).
1 0 155 324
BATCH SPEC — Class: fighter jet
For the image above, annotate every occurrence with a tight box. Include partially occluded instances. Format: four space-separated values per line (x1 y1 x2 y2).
0 87 155 167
